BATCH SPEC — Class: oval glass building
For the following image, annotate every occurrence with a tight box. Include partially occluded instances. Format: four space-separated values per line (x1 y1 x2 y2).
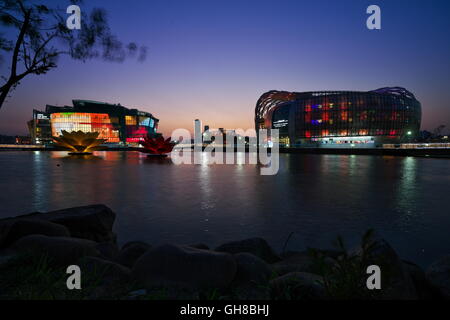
255 87 421 148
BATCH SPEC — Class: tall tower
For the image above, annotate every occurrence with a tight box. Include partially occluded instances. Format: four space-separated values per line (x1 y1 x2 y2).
194 119 202 146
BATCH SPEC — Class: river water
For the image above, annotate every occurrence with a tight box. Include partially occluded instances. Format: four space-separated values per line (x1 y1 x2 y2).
0 151 449 267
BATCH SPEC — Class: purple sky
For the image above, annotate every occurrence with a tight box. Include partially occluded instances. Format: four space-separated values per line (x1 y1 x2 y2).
1 0 449 137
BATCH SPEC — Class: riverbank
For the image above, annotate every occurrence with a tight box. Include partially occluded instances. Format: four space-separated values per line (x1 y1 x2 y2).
2 144 450 158
0 145 142 151
280 147 450 158
0 204 449 300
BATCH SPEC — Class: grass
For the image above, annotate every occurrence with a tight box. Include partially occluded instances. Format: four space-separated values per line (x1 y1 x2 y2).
307 229 382 299
0 253 128 300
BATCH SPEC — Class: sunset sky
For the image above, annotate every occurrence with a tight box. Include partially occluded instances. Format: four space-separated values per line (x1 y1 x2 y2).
1 0 449 137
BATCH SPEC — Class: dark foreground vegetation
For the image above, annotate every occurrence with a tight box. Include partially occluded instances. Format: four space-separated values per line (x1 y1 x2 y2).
0 205 449 300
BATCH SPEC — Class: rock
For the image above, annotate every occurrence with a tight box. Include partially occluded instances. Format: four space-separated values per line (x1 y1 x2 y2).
402 260 437 300
189 243 210 250
117 241 151 268
306 248 344 260
79 256 132 299
426 255 450 299
122 241 150 251
231 253 273 300
270 272 326 300
12 235 100 266
96 242 120 261
80 256 131 284
132 244 237 290
273 251 317 276
215 238 281 263
0 219 70 248
233 253 273 285
0 204 116 243
280 250 305 259
356 238 417 300
275 250 337 276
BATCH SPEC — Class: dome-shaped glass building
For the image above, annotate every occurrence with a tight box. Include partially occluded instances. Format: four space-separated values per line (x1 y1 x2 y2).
255 87 421 148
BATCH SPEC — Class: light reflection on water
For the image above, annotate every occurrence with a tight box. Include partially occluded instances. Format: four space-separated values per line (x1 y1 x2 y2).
0 151 449 267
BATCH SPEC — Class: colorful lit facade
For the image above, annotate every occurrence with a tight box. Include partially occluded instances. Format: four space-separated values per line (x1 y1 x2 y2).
255 87 422 148
29 100 159 145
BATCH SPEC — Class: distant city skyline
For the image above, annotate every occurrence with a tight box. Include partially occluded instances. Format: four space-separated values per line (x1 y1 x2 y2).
1 0 449 137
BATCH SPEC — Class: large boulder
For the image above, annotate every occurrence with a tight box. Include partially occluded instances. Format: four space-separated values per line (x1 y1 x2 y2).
80 256 132 284
270 272 326 300
273 251 317 276
215 238 281 263
304 248 344 260
117 241 151 268
95 242 120 261
122 241 150 251
132 244 237 290
0 205 116 243
79 256 132 299
233 252 273 286
355 238 417 300
426 255 450 299
188 243 210 250
12 235 100 266
231 253 273 300
0 219 70 248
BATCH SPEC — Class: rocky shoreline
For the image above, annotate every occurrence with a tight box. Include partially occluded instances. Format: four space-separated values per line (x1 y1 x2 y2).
0 204 449 300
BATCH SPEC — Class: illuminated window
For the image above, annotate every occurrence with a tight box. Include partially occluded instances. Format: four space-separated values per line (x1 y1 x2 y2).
125 115 137 125
359 129 368 135
139 117 151 126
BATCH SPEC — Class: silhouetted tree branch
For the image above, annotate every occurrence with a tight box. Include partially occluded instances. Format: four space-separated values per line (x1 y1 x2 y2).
0 0 147 110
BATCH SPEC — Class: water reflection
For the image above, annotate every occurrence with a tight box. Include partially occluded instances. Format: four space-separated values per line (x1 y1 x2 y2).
141 156 173 165
395 157 419 228
50 151 102 160
32 151 48 211
0 151 449 267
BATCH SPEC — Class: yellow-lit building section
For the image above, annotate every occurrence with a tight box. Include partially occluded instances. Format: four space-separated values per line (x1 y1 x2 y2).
125 115 137 125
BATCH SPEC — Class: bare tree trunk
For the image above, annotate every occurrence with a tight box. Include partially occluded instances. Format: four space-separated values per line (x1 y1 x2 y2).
0 85 12 110
0 10 30 110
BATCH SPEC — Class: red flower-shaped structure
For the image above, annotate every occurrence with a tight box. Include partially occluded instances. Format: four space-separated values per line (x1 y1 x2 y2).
140 135 176 155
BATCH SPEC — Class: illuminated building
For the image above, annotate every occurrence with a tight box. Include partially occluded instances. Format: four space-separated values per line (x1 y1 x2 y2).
255 87 422 148
28 100 159 145
194 119 202 146
28 110 52 145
